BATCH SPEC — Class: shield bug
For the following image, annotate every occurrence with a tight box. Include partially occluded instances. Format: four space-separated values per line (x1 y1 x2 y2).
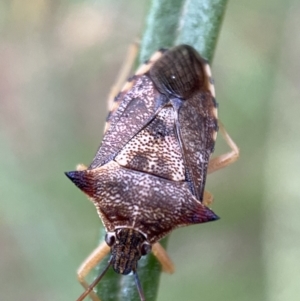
66 44 239 301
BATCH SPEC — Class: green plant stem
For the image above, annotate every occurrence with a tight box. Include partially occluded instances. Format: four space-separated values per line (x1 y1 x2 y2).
176 0 229 62
96 0 228 300
139 0 185 63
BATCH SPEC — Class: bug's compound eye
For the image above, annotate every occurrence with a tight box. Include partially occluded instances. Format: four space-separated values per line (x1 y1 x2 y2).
105 232 116 247
141 242 152 256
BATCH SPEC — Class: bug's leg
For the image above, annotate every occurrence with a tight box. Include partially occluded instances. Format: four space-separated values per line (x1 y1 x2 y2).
107 41 139 111
77 241 110 301
208 121 239 174
203 190 214 207
76 164 88 171
152 242 175 274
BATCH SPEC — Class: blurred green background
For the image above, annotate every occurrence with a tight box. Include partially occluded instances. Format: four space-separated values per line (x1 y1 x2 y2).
1 1 299 301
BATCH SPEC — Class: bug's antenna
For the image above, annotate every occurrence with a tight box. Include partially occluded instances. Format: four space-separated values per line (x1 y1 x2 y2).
134 271 146 301
76 258 112 301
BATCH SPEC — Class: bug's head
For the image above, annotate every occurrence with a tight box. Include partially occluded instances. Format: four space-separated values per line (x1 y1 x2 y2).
105 228 152 275
75 228 150 301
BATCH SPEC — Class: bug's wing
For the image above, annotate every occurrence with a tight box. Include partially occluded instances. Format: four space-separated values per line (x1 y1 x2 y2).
176 92 218 201
89 74 168 169
89 49 168 169
149 45 218 201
